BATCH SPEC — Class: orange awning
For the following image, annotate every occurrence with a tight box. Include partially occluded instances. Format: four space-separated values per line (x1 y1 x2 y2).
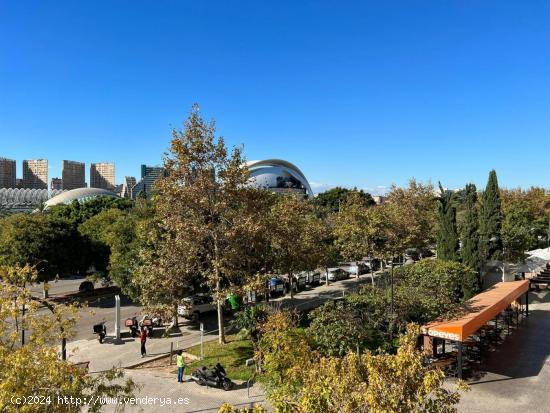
422 280 529 342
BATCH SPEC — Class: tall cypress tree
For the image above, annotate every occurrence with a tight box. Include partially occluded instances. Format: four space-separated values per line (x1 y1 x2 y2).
436 183 459 261
461 183 480 298
479 170 503 260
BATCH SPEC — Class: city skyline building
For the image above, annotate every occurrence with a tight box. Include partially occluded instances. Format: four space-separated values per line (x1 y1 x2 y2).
131 164 165 199
62 160 85 190
90 162 115 190
50 177 63 191
0 157 16 189
22 159 48 189
121 176 136 199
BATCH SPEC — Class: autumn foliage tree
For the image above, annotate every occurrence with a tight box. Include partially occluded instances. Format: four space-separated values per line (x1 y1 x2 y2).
256 310 465 413
0 265 136 413
141 105 271 343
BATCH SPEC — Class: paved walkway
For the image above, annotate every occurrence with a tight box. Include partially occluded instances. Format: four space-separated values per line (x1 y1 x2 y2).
100 369 266 413
67 327 219 372
458 290 550 412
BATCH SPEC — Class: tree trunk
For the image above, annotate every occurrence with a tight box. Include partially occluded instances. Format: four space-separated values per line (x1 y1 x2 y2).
213 233 225 344
289 271 294 299
172 303 179 330
325 267 329 286
370 258 375 287
217 278 225 344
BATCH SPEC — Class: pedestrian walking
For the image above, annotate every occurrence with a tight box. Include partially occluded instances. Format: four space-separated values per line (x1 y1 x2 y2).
140 326 147 357
176 350 185 383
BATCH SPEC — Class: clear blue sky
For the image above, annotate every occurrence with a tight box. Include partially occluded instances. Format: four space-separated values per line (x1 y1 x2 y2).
1 1 549 193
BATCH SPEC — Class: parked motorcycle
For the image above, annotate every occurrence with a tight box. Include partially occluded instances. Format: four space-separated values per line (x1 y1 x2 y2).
93 322 106 343
139 316 161 337
125 317 139 338
190 364 234 391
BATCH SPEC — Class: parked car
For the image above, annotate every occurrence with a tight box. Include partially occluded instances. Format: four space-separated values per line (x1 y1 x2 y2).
303 270 321 286
343 262 369 276
280 273 307 293
268 277 285 297
293 273 307 291
321 267 349 281
178 294 216 321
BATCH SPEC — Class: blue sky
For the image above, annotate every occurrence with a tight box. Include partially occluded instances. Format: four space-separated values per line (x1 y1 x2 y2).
1 1 549 193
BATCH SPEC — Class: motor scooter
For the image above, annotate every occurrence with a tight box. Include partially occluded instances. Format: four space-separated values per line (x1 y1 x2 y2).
190 363 234 391
125 317 139 338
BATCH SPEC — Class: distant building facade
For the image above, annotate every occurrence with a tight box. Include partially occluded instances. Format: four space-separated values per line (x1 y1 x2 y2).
131 165 165 199
62 160 85 190
23 159 48 189
0 157 16 189
90 162 115 190
372 195 386 205
51 177 63 191
121 176 136 199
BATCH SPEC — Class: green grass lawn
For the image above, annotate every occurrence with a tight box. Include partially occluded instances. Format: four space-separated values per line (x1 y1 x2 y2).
184 334 255 381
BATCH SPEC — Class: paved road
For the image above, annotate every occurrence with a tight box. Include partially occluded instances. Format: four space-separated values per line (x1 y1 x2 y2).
30 275 96 296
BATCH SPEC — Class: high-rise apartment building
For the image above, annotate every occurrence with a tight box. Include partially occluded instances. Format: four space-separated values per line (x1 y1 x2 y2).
23 159 48 189
62 160 85 190
50 177 63 191
131 165 165 199
121 176 136 198
0 157 16 188
90 162 115 190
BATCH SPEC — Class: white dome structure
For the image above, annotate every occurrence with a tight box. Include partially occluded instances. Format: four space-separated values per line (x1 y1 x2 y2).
246 159 313 198
44 187 119 209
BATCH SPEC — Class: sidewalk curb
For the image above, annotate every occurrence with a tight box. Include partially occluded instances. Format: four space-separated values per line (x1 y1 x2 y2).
124 352 171 369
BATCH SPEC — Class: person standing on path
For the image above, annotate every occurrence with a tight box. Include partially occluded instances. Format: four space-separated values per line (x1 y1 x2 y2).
176 350 185 383
140 326 147 358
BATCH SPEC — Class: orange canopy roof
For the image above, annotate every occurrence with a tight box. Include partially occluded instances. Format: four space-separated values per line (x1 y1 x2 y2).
422 280 529 342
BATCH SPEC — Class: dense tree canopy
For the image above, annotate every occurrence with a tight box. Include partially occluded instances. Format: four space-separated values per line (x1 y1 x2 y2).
313 187 374 213
47 197 133 225
0 213 89 281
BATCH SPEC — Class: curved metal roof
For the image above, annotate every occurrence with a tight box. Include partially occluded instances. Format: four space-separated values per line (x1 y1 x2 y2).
44 187 119 209
245 159 314 197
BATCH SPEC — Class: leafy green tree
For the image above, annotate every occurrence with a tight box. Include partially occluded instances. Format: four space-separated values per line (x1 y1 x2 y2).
333 192 384 285
436 183 459 261
231 304 271 349
0 214 88 282
314 187 374 213
384 179 437 256
502 199 536 263
479 170 503 260
460 183 480 298
78 200 153 299
47 197 133 226
308 299 373 356
269 196 324 297
396 259 475 321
